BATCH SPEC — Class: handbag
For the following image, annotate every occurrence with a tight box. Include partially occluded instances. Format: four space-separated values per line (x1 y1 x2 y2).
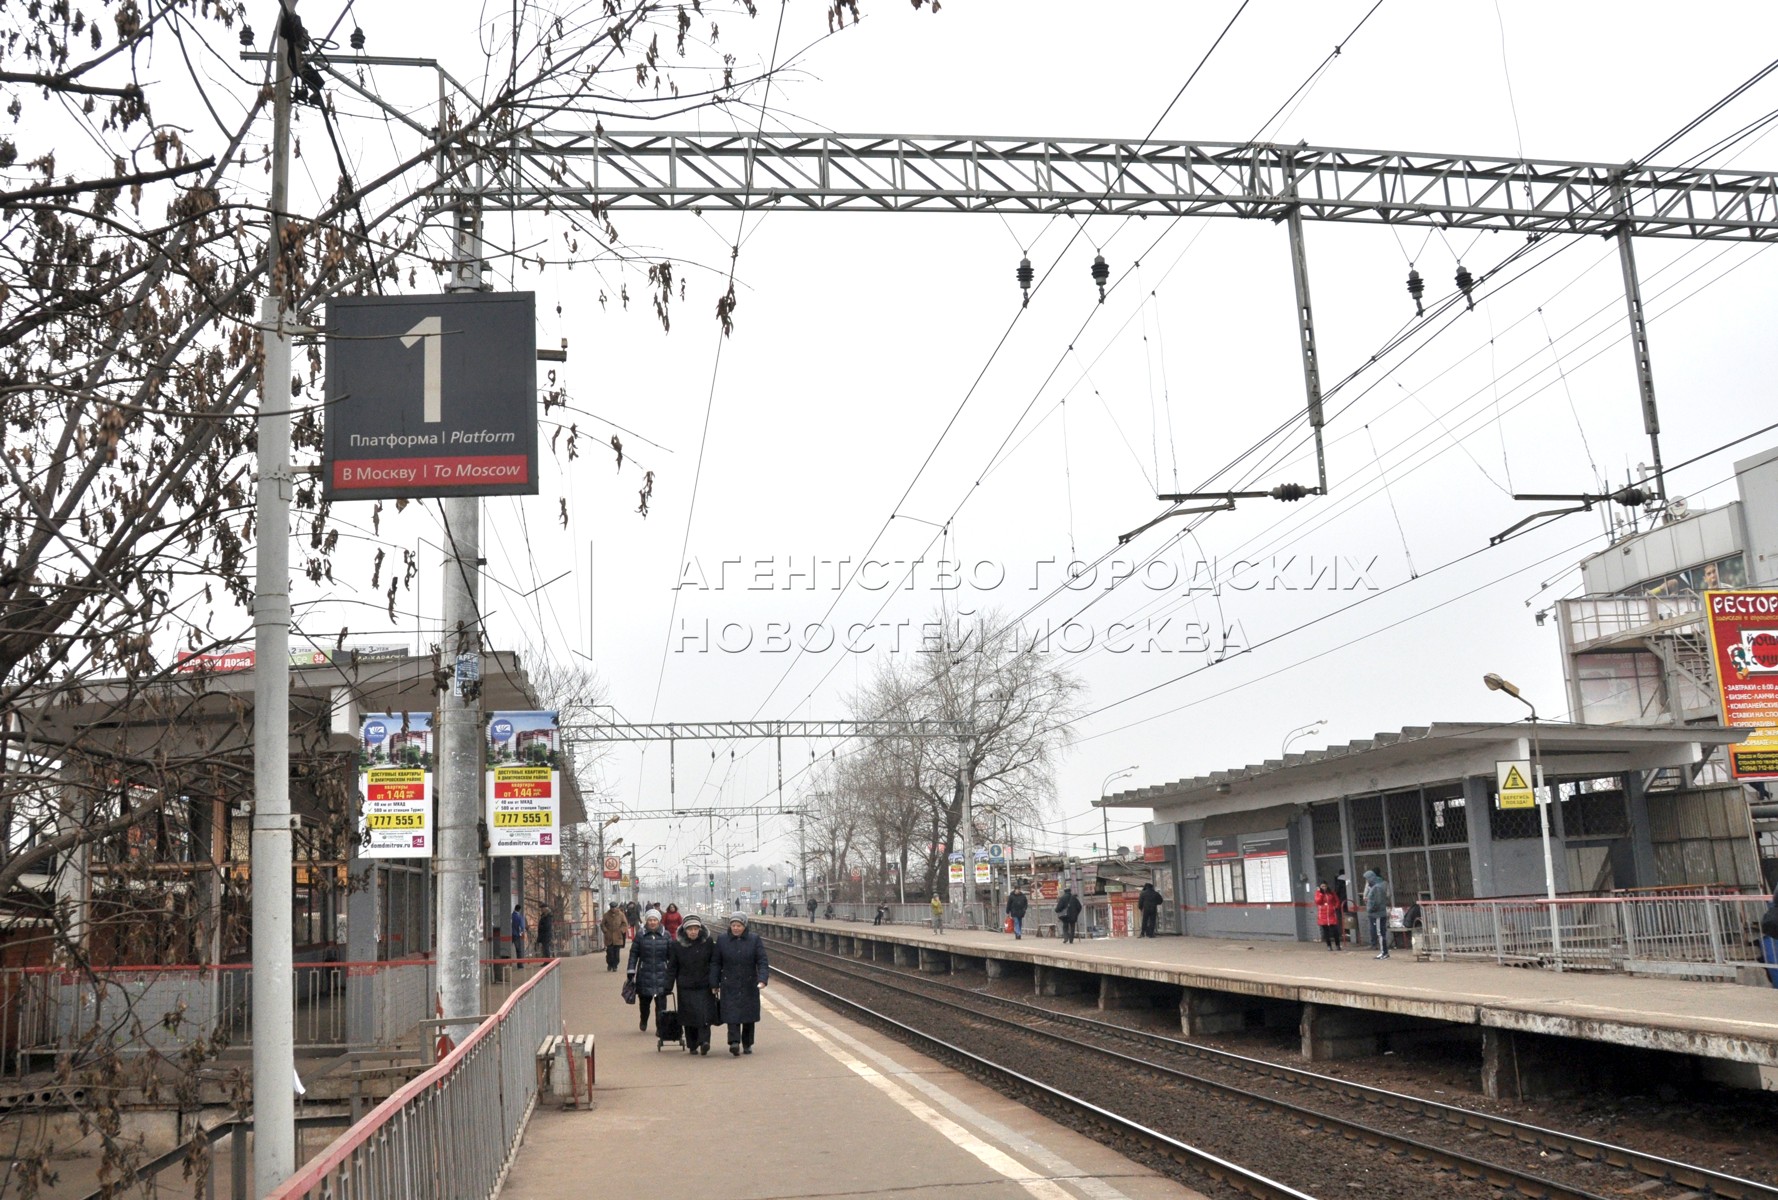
621 977 637 1005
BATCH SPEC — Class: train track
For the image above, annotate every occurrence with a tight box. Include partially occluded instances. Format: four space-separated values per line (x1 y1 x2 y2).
770 938 1778 1200
773 963 1318 1200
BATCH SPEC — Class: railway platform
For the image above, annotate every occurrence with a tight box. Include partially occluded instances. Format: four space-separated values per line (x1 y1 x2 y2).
755 917 1778 1099
496 950 1203 1200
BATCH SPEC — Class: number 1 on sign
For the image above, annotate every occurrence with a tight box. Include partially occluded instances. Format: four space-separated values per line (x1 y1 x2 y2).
401 316 442 423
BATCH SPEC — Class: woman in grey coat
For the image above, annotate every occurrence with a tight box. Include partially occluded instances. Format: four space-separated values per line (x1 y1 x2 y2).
712 912 770 1055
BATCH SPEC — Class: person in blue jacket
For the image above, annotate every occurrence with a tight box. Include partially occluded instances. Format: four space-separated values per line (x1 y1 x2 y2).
627 909 674 1033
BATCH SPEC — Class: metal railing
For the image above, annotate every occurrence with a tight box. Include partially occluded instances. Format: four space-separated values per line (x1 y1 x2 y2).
0 959 444 1078
269 958 561 1200
1420 894 1774 977
795 899 1176 938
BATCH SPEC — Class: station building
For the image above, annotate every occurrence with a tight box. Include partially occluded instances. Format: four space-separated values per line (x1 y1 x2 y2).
1105 722 1750 941
7 648 589 973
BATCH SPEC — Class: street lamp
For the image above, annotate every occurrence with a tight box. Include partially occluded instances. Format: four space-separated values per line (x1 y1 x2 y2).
1281 719 1327 757
1483 672 1563 969
1099 765 1139 859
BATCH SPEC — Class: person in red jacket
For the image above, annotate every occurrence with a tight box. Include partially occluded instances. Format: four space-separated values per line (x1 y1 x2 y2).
662 903 684 939
1315 882 1343 951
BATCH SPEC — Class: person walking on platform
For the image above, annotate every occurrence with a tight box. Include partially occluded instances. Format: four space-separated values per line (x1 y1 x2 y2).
667 913 719 1055
601 902 629 972
537 906 555 959
714 912 770 1055
930 893 945 934
1362 869 1392 959
624 898 640 932
806 895 819 923
663 903 683 939
1005 886 1029 939
1055 888 1082 943
510 904 528 965
1137 882 1162 938
628 909 674 1033
1314 882 1342 951
873 901 887 926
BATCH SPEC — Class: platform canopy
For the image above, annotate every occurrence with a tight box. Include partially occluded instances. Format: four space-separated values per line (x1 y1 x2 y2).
1101 721 1750 821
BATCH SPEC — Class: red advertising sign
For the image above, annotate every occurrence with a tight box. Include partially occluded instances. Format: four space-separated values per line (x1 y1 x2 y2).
1703 590 1778 779
1109 894 1133 937
1038 879 1059 900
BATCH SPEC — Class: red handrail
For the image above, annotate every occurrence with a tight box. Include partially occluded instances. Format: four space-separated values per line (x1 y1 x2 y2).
267 958 559 1198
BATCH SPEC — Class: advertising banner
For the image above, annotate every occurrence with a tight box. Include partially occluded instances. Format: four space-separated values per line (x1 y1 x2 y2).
1703 590 1778 780
973 861 991 885
948 862 964 884
324 292 539 500
485 711 562 856
358 714 433 858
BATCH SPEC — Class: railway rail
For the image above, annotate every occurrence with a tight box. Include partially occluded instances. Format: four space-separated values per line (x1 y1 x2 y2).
769 938 1778 1200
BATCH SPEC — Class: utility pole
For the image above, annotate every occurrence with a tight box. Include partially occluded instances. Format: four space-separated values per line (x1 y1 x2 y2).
435 190 486 1041
251 3 297 1190
956 739 974 925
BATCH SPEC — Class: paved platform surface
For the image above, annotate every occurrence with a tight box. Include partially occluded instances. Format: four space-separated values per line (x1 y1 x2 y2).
498 951 1201 1200
760 917 1778 1065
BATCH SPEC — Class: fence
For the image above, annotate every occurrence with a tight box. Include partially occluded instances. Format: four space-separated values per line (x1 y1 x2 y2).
0 959 443 1078
1420 894 1774 977
813 898 1173 938
269 959 561 1200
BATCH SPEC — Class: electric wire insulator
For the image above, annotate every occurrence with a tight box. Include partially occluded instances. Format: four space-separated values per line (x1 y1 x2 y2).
350 27 366 50
1016 257 1034 308
1270 482 1310 501
1406 268 1425 317
1090 254 1110 303
1455 264 1476 311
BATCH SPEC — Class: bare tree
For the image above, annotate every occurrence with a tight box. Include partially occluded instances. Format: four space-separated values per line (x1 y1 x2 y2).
851 609 1083 900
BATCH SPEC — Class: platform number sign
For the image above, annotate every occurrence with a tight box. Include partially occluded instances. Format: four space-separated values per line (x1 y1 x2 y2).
323 292 539 500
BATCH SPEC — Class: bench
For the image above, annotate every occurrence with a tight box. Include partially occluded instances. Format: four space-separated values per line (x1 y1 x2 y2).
536 1033 596 1107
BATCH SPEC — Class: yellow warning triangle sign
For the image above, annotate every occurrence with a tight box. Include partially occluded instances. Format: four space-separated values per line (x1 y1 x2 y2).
1501 765 1529 790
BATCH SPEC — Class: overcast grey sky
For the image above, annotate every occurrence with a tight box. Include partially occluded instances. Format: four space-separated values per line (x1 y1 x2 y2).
262 2 1778 879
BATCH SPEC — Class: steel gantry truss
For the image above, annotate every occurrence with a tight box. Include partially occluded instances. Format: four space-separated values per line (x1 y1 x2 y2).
505 131 1778 241
560 718 965 742
563 718 967 911
487 129 1778 506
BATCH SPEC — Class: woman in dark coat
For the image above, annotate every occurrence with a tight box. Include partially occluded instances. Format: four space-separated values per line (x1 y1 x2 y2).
666 913 719 1054
712 912 770 1055
626 909 673 1033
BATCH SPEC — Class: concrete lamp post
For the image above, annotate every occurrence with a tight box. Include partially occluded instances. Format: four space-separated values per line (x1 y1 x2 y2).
1483 672 1564 970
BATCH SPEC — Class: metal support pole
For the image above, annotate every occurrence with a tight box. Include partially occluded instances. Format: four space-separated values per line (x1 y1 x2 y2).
957 738 974 924
1284 198 1329 495
1527 718 1564 972
436 195 487 1040
1613 181 1665 500
251 6 297 1190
